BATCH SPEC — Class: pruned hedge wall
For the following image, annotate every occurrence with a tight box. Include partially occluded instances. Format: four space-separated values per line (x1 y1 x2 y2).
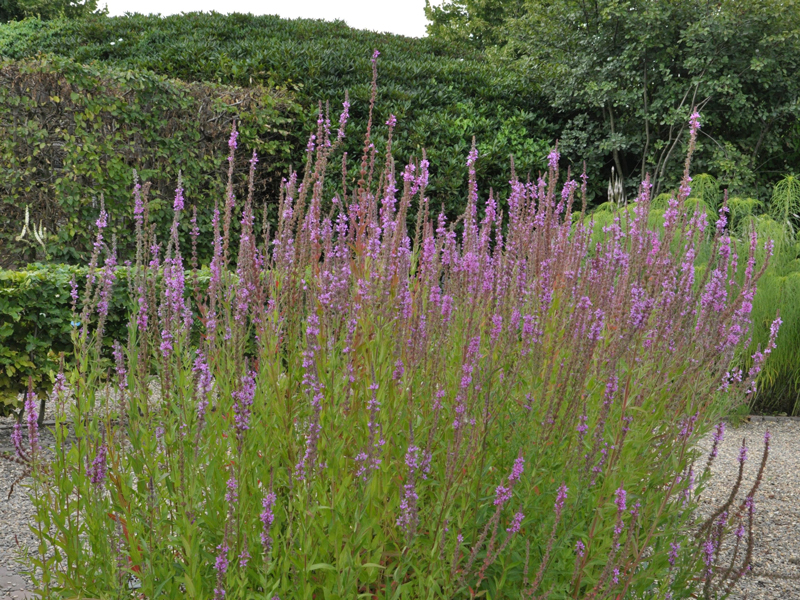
0 264 130 414
0 55 300 265
0 14 554 265
0 263 215 415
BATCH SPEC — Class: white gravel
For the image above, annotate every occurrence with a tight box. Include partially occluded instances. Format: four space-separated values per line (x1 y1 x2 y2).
0 425 47 599
696 416 800 599
1 412 798 598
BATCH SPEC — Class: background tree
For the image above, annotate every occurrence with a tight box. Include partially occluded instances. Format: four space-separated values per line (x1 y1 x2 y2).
424 0 525 48
0 0 104 23
428 0 800 202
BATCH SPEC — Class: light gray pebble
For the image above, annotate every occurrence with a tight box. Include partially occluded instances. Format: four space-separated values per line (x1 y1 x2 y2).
697 418 800 600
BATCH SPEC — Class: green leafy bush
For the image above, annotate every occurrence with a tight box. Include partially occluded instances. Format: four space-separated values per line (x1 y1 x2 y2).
0 262 218 415
0 54 300 264
745 226 800 415
0 263 129 415
427 0 800 204
0 13 552 248
737 176 800 415
1 0 104 23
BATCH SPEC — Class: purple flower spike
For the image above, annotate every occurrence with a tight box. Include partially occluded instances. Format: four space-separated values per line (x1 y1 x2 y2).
506 511 524 534
467 146 478 168
228 126 239 150
25 391 39 456
87 443 108 487
225 475 238 504
689 111 702 136
193 350 214 421
710 421 725 459
614 487 627 513
214 542 229 600
112 340 127 391
494 485 512 506
548 148 560 170
338 97 350 139
261 491 277 554
703 538 715 575
133 182 144 225
11 422 25 459
95 208 108 230
669 542 680 567
232 371 257 442
239 546 250 568
508 454 525 483
397 444 420 536
173 183 184 213
554 483 568 516
575 540 585 557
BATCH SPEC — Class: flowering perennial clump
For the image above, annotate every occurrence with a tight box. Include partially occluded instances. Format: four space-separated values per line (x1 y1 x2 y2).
9 56 778 599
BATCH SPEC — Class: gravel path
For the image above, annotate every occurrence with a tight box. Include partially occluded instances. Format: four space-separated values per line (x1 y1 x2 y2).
0 420 47 600
1 413 798 598
697 416 800 599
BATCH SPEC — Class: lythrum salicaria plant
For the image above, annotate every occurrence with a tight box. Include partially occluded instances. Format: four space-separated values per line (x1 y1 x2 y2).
12 54 779 599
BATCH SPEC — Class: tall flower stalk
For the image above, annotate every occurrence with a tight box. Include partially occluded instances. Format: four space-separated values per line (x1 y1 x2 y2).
17 70 777 600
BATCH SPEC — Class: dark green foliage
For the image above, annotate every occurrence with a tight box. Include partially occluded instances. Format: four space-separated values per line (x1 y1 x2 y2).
428 0 800 204
746 231 800 416
0 13 553 240
0 55 299 265
429 0 800 413
0 0 103 23
0 264 129 415
424 0 526 48
0 263 216 415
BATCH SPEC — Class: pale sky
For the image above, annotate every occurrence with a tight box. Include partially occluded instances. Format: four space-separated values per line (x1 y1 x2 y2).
100 0 436 38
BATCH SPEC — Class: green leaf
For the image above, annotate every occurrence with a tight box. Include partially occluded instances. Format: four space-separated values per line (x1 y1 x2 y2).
308 563 337 572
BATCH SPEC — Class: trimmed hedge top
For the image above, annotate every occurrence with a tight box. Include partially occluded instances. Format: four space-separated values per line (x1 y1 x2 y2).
0 55 300 265
0 13 553 265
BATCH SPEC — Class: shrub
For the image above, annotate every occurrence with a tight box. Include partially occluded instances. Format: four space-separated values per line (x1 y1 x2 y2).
0 260 219 415
736 177 800 415
745 227 800 415
0 54 300 265
0 263 130 416
1 0 105 23
8 69 776 598
427 0 800 205
0 13 553 250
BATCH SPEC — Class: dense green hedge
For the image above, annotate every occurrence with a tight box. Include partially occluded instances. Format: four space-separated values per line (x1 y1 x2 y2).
0 264 131 415
0 54 299 265
0 264 218 415
0 13 553 259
